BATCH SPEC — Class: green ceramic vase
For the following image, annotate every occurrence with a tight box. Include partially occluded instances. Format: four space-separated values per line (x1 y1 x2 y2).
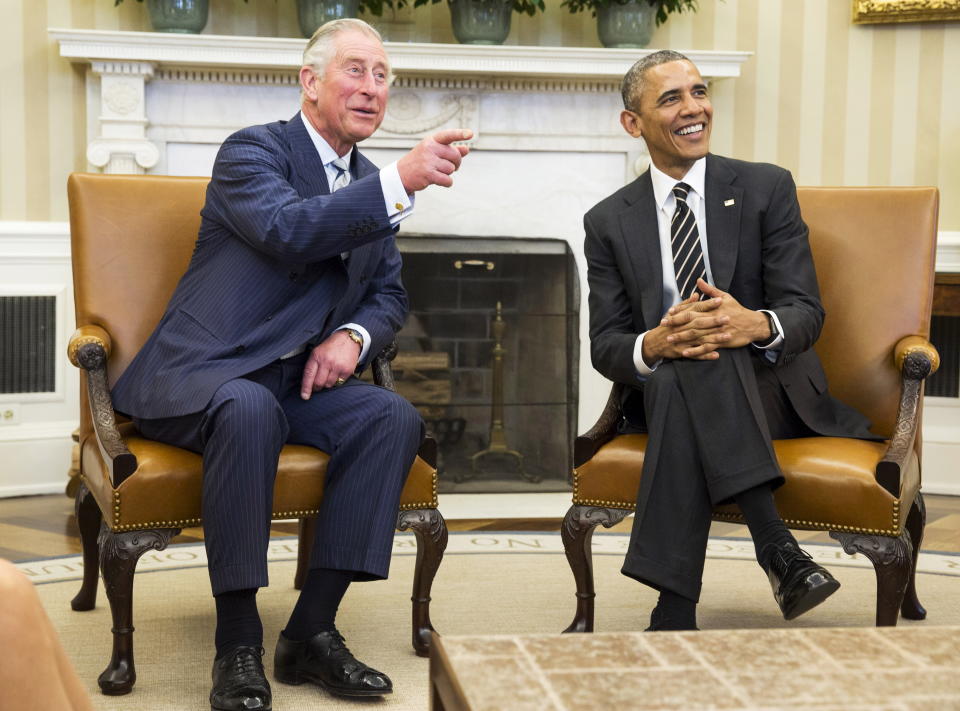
146 0 209 34
596 0 656 48
297 0 362 38
448 0 513 45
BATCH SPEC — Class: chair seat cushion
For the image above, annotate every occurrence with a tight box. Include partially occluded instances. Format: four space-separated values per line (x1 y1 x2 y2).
82 435 437 532
573 435 919 536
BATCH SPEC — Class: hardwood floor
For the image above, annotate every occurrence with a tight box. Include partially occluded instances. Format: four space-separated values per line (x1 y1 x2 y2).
2 491 959 562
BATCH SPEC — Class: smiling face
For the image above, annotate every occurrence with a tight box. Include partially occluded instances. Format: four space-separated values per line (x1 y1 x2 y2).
620 59 713 180
300 29 389 156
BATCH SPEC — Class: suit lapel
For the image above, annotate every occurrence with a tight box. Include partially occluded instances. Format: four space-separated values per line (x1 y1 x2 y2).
285 112 330 197
704 154 743 292
618 172 665 330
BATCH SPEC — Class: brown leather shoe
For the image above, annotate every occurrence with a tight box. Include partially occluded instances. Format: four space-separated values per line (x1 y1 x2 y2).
210 646 272 711
273 629 392 697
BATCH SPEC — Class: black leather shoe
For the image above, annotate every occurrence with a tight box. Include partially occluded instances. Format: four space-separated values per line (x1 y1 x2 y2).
761 541 841 620
210 646 272 711
644 606 699 632
274 629 392 697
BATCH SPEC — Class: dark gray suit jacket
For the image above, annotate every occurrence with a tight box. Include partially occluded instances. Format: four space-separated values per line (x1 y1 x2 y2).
584 153 873 439
112 113 407 420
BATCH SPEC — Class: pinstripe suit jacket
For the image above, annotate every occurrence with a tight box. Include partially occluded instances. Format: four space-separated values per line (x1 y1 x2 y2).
112 113 408 420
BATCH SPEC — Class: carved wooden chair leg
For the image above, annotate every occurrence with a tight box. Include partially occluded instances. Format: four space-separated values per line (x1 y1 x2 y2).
294 517 318 591
831 530 912 627
561 504 630 634
71 482 102 611
397 508 448 657
900 492 927 620
97 525 179 695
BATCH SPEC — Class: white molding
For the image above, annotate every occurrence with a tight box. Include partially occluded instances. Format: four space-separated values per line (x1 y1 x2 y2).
0 482 66 498
49 28 751 80
936 231 960 273
0 221 71 262
0 420 76 443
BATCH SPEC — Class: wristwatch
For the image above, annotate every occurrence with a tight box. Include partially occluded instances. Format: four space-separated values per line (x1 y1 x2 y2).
755 311 779 348
343 328 364 351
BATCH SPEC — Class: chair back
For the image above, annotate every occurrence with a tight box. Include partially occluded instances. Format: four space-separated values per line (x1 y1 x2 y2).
68 173 208 388
797 187 938 438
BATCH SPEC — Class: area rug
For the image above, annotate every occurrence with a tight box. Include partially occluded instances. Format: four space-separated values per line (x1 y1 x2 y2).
20 533 960 711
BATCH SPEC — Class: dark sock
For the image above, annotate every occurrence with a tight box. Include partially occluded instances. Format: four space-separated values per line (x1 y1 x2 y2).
283 567 354 641
651 589 697 630
735 483 796 567
214 588 262 659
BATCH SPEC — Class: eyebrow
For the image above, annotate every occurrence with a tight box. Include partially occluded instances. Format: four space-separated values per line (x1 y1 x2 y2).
655 83 708 104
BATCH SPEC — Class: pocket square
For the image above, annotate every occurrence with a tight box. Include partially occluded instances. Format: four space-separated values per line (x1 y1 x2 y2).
724 199 735 206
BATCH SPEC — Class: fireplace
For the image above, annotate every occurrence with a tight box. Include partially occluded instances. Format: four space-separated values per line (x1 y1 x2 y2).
382 236 578 492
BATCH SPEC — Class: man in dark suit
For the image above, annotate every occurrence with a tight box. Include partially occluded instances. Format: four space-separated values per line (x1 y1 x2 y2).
584 50 876 632
111 19 471 711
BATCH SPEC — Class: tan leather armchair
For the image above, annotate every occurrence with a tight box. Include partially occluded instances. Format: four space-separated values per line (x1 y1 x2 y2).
563 187 940 630
66 173 448 696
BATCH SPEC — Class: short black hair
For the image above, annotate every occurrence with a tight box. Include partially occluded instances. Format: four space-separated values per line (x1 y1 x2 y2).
621 50 691 112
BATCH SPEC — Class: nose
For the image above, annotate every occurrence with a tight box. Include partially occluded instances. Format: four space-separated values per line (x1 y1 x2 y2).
679 92 700 115
360 68 378 94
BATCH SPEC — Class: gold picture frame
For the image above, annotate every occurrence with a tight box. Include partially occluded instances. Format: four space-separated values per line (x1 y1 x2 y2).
852 0 960 24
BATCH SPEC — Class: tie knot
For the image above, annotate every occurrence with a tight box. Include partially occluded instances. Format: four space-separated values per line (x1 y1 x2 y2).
673 182 691 203
331 157 349 173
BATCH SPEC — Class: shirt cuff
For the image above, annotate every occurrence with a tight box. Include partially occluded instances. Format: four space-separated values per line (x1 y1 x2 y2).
753 309 784 363
336 323 371 364
633 332 661 377
380 162 414 226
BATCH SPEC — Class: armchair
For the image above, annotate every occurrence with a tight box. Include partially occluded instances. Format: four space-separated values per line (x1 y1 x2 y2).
66 173 448 695
563 186 940 629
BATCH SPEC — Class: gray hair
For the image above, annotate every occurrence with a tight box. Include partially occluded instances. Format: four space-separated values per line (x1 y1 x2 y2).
300 19 391 101
621 49 691 112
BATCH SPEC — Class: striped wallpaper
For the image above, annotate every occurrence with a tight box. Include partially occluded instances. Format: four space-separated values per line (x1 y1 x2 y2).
1 0 958 227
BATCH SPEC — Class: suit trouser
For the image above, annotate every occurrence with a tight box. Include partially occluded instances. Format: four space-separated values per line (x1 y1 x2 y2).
135 351 424 596
621 347 810 602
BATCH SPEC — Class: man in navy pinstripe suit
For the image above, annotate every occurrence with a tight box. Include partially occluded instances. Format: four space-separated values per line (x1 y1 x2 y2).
111 19 471 711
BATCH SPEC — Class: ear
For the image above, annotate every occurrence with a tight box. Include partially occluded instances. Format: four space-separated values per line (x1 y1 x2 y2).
620 110 643 138
299 66 320 102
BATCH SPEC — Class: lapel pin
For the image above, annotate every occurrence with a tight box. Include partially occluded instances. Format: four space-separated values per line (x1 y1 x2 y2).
724 199 735 207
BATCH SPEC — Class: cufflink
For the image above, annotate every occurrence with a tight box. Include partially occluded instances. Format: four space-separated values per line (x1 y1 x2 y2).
394 202 404 210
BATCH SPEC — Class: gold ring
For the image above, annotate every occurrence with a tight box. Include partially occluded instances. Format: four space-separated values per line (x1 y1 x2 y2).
335 377 346 386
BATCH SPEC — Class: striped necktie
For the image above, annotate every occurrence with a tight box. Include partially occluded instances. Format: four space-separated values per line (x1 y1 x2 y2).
670 182 706 300
332 157 351 261
331 156 351 192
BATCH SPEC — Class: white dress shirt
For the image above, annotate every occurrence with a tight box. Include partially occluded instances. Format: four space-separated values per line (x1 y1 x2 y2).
633 157 783 376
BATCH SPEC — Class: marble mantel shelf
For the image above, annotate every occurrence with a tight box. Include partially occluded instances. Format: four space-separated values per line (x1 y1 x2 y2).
49 28 750 80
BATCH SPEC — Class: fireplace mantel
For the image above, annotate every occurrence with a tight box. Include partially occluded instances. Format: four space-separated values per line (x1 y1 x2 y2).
51 28 749 80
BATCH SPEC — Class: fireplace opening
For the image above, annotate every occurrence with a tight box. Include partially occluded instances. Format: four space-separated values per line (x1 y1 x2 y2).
381 236 579 493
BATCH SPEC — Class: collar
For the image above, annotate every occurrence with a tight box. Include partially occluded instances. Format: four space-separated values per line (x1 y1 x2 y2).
650 157 707 211
299 112 354 167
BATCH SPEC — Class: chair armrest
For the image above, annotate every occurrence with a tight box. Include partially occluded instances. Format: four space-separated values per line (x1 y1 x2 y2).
876 335 940 496
574 381 624 468
370 339 437 469
68 327 137 487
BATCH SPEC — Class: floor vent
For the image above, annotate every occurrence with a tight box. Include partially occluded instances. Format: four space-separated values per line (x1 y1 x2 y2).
0 296 57 394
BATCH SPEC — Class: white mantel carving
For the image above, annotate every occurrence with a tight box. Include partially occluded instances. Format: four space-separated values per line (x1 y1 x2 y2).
51 28 750 430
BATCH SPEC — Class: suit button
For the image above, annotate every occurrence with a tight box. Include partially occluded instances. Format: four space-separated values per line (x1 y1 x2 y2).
235 345 246 354
264 315 273 321
289 271 298 281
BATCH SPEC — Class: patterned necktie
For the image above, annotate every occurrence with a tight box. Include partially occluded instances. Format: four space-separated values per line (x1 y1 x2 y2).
670 182 706 300
332 157 351 261
331 156 351 192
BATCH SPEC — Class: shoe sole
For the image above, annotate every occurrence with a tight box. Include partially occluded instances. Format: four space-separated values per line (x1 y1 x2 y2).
274 669 392 697
782 578 841 621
